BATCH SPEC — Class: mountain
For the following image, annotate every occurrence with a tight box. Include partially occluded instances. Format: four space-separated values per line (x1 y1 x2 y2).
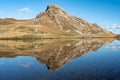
0 4 115 39
32 4 115 38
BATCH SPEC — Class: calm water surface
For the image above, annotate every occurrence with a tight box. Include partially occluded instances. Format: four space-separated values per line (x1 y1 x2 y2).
0 39 120 80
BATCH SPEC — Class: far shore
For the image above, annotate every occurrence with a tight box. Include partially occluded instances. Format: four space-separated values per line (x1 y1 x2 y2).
0 36 116 40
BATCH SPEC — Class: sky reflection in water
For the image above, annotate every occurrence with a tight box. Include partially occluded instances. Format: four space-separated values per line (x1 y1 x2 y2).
0 39 120 80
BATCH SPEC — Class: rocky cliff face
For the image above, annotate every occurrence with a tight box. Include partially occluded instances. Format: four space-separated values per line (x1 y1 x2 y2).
33 4 114 37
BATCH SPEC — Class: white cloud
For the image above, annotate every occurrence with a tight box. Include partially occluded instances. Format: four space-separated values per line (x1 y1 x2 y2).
18 7 33 13
19 62 34 68
106 45 120 51
106 24 120 29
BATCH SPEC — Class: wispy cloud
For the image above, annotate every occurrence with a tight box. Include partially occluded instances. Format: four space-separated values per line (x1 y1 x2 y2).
106 24 120 29
105 45 120 51
19 62 34 68
18 7 33 13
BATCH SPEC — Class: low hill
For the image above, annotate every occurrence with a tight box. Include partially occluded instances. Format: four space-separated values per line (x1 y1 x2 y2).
0 18 16 25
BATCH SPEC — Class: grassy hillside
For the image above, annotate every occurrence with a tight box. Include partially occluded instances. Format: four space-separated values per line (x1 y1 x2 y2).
0 4 115 39
0 22 81 39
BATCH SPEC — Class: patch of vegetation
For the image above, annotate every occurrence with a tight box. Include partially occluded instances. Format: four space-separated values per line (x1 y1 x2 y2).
0 44 9 48
0 30 7 33
22 34 40 39
15 26 35 32
17 26 27 29
89 30 99 34
0 19 13 25
0 37 21 40
57 30 76 36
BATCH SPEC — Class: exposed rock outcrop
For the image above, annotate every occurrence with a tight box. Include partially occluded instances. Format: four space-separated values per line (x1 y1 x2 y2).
33 4 114 37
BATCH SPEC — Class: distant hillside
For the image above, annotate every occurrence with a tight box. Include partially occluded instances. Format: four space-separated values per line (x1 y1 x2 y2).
0 4 115 39
116 34 120 40
0 18 16 25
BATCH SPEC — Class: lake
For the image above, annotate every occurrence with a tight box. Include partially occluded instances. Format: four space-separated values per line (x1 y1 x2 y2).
0 38 120 80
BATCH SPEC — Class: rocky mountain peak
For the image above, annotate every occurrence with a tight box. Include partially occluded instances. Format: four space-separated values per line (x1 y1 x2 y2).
36 4 66 19
45 4 63 11
33 4 114 37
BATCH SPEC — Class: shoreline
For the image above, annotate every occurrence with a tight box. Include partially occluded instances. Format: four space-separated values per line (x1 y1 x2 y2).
0 36 116 40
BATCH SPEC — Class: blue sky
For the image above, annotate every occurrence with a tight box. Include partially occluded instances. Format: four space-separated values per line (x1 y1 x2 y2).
0 0 120 34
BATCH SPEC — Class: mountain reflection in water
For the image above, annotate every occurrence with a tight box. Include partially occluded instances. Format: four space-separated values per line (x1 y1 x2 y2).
0 38 114 70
